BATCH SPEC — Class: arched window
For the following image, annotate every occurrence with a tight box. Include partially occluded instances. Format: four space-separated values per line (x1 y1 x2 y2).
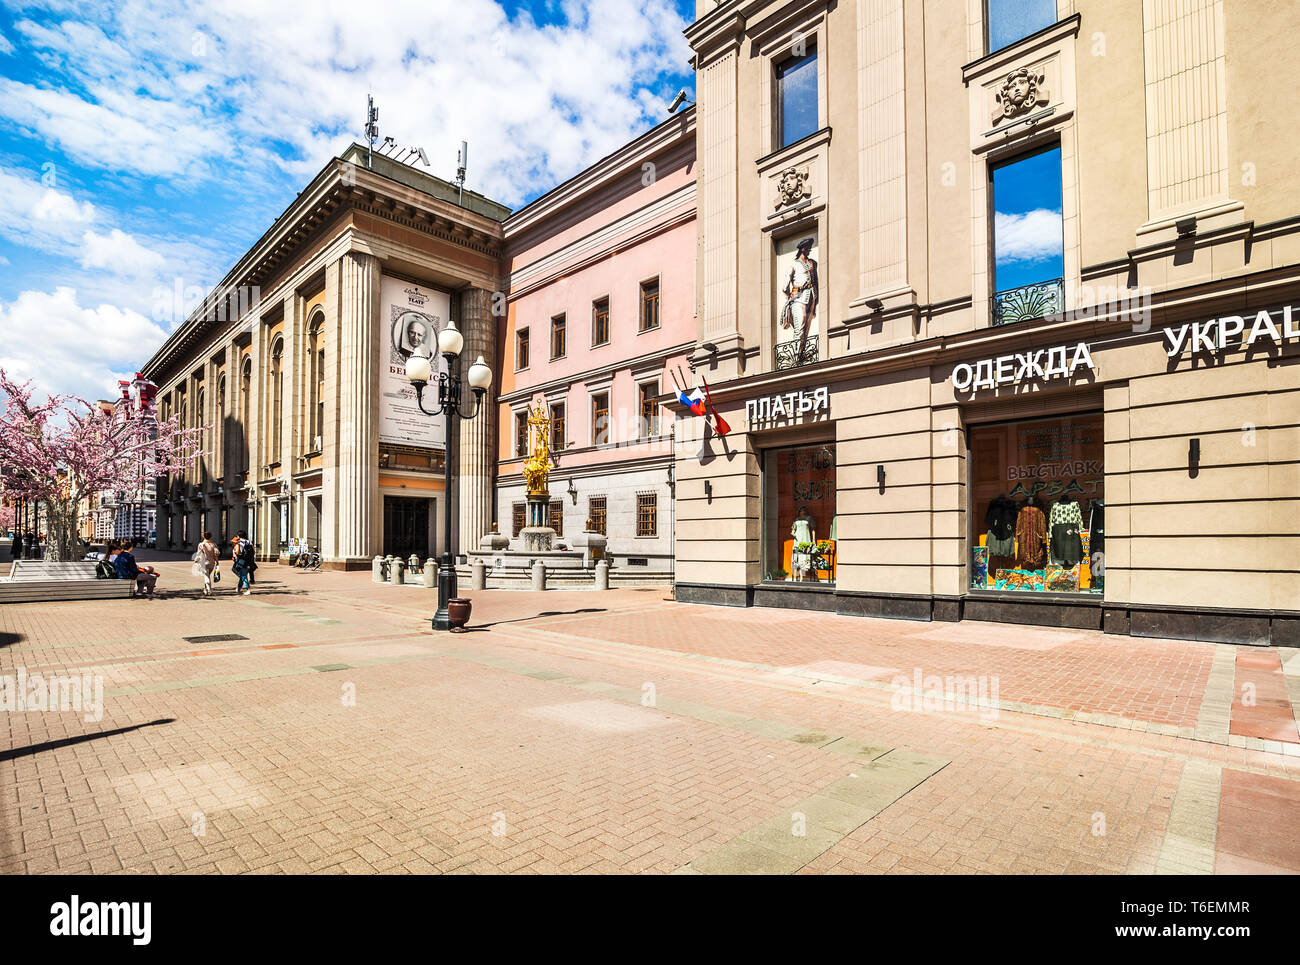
216 375 226 476
270 338 284 459
196 385 206 479
307 313 324 448
240 357 252 472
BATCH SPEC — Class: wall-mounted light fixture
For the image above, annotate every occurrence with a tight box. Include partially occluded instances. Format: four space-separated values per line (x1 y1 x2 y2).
1188 437 1200 477
877 465 887 494
704 479 713 503
566 478 578 504
1176 216 1198 239
865 298 884 313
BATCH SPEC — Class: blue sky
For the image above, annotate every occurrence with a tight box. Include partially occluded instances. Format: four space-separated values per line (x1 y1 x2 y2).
992 145 1064 293
0 0 695 401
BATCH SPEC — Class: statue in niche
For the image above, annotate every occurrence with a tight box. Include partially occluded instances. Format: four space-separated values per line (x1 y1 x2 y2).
777 237 819 360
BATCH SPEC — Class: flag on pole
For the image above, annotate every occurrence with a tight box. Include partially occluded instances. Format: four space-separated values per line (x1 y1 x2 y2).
700 377 730 436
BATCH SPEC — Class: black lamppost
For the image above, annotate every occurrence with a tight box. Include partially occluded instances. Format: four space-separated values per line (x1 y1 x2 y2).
404 318 492 630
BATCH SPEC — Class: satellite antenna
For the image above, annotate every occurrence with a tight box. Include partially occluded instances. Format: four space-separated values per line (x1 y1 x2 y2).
455 141 468 204
364 94 379 169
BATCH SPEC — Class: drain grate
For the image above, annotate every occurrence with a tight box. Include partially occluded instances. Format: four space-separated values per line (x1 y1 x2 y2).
311 663 352 673
182 633 249 644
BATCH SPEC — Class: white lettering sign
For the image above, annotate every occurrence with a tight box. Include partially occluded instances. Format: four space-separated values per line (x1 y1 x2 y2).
745 386 829 425
1163 305 1300 359
951 341 1095 392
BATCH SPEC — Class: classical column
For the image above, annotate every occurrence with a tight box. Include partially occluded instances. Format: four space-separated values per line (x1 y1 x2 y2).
320 259 343 561
457 286 497 553
334 252 382 564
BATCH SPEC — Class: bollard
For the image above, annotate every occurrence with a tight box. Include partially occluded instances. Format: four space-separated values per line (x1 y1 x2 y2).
472 560 487 591
424 558 437 589
392 557 406 585
408 553 419 571
594 559 609 590
372 556 384 582
531 560 546 592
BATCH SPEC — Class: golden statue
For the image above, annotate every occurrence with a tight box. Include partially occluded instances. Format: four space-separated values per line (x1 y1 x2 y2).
522 400 552 495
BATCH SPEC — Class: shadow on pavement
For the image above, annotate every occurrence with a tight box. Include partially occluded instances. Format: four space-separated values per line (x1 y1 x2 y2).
0 718 176 762
473 607 607 629
0 632 24 648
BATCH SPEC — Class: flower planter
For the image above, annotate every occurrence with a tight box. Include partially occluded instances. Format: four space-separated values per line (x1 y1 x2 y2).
447 597 473 632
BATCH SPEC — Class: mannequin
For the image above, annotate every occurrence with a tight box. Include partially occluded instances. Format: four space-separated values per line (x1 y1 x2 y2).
791 506 815 580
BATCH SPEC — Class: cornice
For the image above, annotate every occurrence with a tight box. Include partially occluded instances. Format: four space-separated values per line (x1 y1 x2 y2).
497 339 695 405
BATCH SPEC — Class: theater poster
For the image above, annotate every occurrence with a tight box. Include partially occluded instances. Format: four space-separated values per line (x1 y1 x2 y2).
380 276 450 449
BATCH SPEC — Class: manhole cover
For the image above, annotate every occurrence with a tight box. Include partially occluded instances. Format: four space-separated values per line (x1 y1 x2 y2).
182 633 249 644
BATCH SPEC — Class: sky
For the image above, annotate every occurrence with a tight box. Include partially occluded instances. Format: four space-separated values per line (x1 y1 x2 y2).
992 145 1064 294
0 0 696 403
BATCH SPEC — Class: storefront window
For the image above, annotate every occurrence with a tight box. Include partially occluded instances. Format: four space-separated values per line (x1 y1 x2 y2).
969 412 1104 595
762 442 836 584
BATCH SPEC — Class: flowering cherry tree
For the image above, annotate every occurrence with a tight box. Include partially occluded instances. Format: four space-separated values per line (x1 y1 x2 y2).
0 370 205 562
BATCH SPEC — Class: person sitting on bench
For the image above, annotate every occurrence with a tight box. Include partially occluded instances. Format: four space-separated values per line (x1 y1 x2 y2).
114 540 159 597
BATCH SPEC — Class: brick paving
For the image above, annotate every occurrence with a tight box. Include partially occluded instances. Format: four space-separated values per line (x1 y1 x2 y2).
1 560 1298 874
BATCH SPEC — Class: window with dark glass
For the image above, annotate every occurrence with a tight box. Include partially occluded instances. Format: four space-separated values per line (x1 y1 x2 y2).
551 402 566 450
591 392 610 446
776 47 818 149
762 443 836 584
512 502 525 538
969 412 1104 596
515 410 529 457
592 297 610 346
991 144 1064 325
638 381 659 438
550 314 566 359
587 496 607 536
986 0 1056 54
548 499 564 537
270 339 284 458
516 327 530 370
639 279 659 332
636 493 657 537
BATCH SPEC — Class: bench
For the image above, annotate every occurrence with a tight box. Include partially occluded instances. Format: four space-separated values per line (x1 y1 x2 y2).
0 560 136 603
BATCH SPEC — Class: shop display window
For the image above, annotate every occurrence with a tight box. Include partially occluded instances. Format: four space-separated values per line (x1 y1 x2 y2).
762 442 837 584
969 412 1104 595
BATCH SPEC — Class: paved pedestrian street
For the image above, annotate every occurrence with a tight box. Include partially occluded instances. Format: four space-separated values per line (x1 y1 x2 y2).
2 561 1298 875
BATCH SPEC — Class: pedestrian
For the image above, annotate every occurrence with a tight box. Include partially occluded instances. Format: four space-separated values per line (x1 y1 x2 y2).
231 529 256 595
115 540 158 597
9 530 19 561
194 530 220 597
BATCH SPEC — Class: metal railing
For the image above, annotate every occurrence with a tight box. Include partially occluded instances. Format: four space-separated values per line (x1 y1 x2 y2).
993 277 1064 326
775 335 819 371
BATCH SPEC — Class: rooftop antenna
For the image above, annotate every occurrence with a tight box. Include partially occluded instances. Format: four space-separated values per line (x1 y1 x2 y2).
455 140 468 204
364 94 379 169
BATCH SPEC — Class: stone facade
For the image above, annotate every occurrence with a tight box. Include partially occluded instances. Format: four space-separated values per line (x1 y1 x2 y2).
673 0 1300 646
144 146 509 567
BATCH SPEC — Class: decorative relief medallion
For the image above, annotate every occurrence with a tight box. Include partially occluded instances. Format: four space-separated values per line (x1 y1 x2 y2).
773 166 811 211
992 66 1049 125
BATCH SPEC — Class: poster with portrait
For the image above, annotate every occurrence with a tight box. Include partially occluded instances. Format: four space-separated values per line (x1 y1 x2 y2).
380 275 450 449
774 231 820 369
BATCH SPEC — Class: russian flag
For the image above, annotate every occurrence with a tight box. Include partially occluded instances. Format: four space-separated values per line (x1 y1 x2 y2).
679 387 706 417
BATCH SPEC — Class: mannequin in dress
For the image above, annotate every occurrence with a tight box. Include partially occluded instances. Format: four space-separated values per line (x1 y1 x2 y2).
791 506 816 580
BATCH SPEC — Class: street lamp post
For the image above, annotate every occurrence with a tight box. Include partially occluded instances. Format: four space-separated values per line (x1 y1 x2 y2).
405 318 492 631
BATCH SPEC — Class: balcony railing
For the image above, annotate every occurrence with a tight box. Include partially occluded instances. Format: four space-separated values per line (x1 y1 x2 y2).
775 335 819 371
993 278 1064 326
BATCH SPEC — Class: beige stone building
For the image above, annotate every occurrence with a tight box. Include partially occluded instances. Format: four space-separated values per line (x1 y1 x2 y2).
673 0 1300 645
143 146 509 567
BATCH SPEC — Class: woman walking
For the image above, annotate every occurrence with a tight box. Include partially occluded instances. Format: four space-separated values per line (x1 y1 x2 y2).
195 531 220 597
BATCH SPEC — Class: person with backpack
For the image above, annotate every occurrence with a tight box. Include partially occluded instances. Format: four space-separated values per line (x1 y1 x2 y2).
231 530 256 595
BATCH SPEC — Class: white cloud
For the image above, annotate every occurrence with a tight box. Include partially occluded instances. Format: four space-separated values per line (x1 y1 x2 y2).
0 167 96 255
994 208 1063 265
0 287 170 401
2 0 693 204
80 228 166 277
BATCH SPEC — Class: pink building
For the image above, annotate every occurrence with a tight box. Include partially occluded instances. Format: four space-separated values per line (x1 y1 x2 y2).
496 110 696 570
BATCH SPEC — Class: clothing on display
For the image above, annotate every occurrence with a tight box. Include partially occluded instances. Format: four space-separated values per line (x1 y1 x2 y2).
984 494 1018 557
1049 496 1084 567
1014 502 1047 568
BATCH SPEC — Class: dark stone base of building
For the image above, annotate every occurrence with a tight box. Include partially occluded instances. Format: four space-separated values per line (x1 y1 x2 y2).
673 582 1298 647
